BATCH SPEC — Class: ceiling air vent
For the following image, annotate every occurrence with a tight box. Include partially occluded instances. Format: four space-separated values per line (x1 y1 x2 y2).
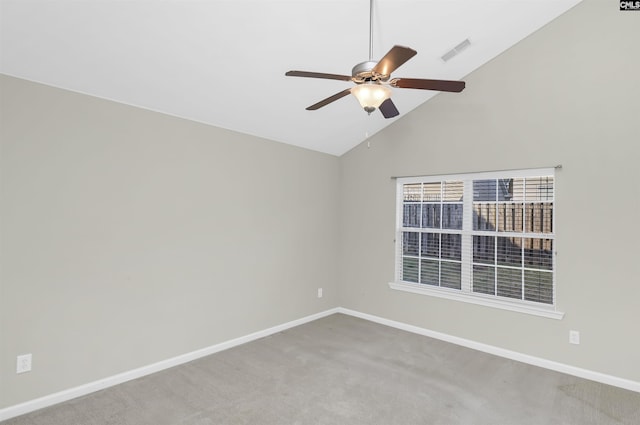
441 38 471 62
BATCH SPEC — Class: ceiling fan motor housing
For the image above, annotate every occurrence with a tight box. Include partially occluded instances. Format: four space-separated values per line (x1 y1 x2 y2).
352 61 389 83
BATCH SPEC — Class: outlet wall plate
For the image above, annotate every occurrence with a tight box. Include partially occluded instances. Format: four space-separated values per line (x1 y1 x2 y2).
17 354 32 374
569 330 580 345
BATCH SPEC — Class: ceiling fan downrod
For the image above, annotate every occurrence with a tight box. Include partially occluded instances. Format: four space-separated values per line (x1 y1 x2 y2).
369 0 374 61
352 0 379 79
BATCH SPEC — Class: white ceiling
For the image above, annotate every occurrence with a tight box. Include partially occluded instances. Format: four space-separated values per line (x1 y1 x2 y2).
0 0 581 156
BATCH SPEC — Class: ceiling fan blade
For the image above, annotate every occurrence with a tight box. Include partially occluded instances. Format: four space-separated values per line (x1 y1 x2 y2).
286 70 353 82
379 98 399 119
306 88 353 110
372 45 417 77
390 78 466 93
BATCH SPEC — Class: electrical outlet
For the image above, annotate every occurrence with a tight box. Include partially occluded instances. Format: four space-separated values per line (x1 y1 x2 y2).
16 354 32 374
317 288 323 298
569 330 580 345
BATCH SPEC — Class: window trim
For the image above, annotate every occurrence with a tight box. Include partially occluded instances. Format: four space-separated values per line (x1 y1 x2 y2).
391 168 564 320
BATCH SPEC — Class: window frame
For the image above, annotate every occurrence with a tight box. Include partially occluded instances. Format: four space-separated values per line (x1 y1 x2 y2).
390 168 564 320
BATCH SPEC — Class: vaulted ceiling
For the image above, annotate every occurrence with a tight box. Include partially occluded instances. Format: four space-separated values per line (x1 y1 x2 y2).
0 0 581 156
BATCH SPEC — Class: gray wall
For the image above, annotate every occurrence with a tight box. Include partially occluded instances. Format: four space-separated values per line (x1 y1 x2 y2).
0 75 339 407
338 0 640 382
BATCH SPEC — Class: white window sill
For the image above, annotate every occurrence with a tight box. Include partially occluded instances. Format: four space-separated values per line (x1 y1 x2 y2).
389 281 565 320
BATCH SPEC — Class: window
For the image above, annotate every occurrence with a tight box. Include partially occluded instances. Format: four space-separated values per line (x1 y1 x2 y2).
391 168 562 319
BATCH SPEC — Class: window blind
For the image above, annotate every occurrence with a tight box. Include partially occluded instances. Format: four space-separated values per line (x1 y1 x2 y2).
395 168 556 308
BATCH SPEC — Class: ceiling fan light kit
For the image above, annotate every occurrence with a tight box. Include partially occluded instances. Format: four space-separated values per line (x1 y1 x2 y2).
285 0 466 118
351 83 391 114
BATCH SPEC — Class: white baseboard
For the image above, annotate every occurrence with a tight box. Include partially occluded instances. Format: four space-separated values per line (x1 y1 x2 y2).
3 306 638 421
0 308 340 422
337 307 640 394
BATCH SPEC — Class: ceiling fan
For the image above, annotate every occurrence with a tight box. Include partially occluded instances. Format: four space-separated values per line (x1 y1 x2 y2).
285 0 466 118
